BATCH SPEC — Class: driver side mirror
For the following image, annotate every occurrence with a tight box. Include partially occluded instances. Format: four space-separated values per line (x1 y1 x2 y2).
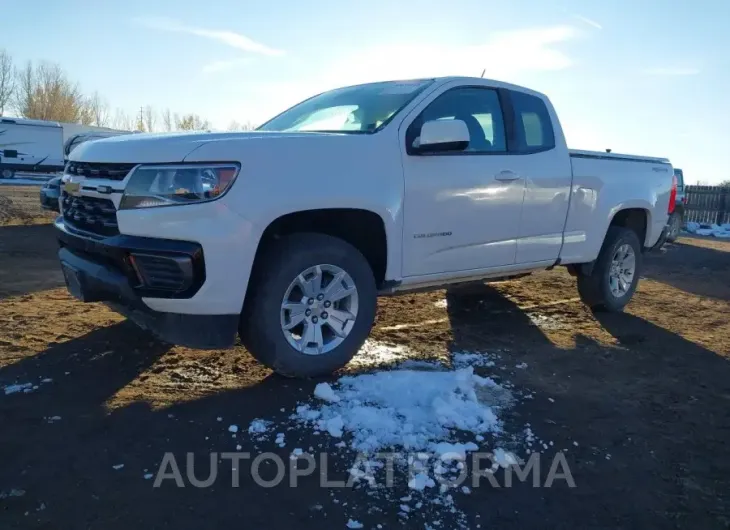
413 119 470 153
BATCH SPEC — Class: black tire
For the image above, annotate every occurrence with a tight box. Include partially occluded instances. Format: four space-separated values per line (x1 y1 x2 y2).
1 169 15 179
577 226 642 313
666 212 681 242
240 233 377 378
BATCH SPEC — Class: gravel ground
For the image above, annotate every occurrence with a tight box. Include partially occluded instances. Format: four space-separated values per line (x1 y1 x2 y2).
1 186 729 529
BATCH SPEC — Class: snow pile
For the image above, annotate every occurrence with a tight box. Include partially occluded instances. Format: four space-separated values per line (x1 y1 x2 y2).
684 222 730 238
295 366 504 454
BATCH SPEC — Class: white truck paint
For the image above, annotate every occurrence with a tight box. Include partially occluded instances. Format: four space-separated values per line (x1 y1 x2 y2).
56 77 674 377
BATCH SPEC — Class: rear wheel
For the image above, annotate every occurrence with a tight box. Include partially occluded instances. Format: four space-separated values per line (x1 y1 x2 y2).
240 233 377 378
666 212 681 242
1 169 15 179
577 227 642 312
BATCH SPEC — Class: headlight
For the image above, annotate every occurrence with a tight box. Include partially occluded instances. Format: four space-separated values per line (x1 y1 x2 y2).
119 163 240 210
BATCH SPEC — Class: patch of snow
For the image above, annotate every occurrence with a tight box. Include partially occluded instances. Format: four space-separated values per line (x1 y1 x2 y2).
248 419 271 434
492 448 519 468
685 222 730 238
433 442 479 461
408 472 435 491
143 473 153 480
346 519 364 529
112 464 124 470
296 366 505 454
228 425 239 433
275 432 286 447
0 489 26 499
452 352 496 368
4 383 33 395
314 382 340 403
433 299 448 309
515 362 528 369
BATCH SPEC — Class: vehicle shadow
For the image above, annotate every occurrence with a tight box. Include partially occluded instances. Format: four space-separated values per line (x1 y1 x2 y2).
1 285 729 529
443 282 730 528
642 238 730 301
0 223 64 300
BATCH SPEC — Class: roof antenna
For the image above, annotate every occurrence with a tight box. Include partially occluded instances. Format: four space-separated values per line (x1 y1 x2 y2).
480 69 486 78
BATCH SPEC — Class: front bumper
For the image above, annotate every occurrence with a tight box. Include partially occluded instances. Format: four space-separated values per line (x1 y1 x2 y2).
55 217 238 348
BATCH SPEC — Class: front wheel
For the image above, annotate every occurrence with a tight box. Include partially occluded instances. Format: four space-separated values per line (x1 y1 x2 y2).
240 233 377 378
577 227 642 313
1 168 15 179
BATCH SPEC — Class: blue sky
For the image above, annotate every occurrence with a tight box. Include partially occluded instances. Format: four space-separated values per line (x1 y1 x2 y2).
3 0 729 183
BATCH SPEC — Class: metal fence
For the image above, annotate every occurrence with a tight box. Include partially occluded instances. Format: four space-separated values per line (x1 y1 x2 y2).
684 185 730 225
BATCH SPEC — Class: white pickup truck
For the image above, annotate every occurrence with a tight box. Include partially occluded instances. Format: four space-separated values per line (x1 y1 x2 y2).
56 77 675 377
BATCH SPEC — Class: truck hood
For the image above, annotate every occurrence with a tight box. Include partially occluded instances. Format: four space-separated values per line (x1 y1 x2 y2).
68 130 341 164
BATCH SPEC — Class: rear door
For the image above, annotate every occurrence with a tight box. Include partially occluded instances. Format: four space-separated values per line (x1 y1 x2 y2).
508 90 573 264
400 84 526 277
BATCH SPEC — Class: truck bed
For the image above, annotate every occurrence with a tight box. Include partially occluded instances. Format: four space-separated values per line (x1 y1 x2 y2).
569 149 670 165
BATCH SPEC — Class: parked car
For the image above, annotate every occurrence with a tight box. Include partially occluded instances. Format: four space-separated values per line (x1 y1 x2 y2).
666 168 686 242
54 76 675 377
39 176 62 212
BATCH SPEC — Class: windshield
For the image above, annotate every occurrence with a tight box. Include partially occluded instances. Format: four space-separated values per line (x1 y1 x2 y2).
258 79 434 134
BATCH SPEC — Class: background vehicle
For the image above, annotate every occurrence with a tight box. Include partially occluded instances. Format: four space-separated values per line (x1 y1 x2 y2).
39 176 62 212
666 168 686 242
63 129 131 158
55 77 675 377
0 118 64 178
0 119 130 179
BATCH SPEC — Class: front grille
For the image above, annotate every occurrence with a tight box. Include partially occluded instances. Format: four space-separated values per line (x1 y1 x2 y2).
66 161 136 181
131 254 192 291
61 193 118 237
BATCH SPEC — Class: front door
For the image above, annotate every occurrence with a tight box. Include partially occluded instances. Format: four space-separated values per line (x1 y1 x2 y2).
400 85 526 277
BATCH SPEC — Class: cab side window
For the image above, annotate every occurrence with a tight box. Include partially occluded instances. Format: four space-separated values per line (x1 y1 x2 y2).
509 91 555 153
407 87 507 154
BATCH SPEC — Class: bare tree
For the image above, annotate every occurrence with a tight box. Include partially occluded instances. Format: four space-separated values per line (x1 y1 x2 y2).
175 113 210 131
161 108 173 131
112 108 135 131
14 61 87 122
85 91 110 127
0 49 14 116
143 105 156 132
227 119 256 131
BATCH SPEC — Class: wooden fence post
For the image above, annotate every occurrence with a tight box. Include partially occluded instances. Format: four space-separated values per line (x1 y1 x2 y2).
718 187 728 226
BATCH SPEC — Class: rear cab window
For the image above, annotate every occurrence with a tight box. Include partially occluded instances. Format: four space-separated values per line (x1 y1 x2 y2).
674 169 684 190
508 90 555 153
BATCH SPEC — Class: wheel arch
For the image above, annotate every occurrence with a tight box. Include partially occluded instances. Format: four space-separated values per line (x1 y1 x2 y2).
248 208 390 292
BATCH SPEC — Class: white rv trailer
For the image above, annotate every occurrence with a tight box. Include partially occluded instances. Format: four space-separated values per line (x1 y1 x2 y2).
0 118 64 178
0 118 131 178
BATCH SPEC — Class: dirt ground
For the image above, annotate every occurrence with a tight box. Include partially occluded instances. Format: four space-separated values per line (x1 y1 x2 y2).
1 186 729 529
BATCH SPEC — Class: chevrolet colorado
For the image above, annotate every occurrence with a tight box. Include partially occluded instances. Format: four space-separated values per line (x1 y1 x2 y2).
55 77 674 377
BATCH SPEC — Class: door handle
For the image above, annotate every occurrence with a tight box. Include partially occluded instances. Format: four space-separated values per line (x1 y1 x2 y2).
495 170 520 181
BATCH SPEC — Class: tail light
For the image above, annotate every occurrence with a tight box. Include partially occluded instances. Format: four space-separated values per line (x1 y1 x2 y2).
668 174 677 214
